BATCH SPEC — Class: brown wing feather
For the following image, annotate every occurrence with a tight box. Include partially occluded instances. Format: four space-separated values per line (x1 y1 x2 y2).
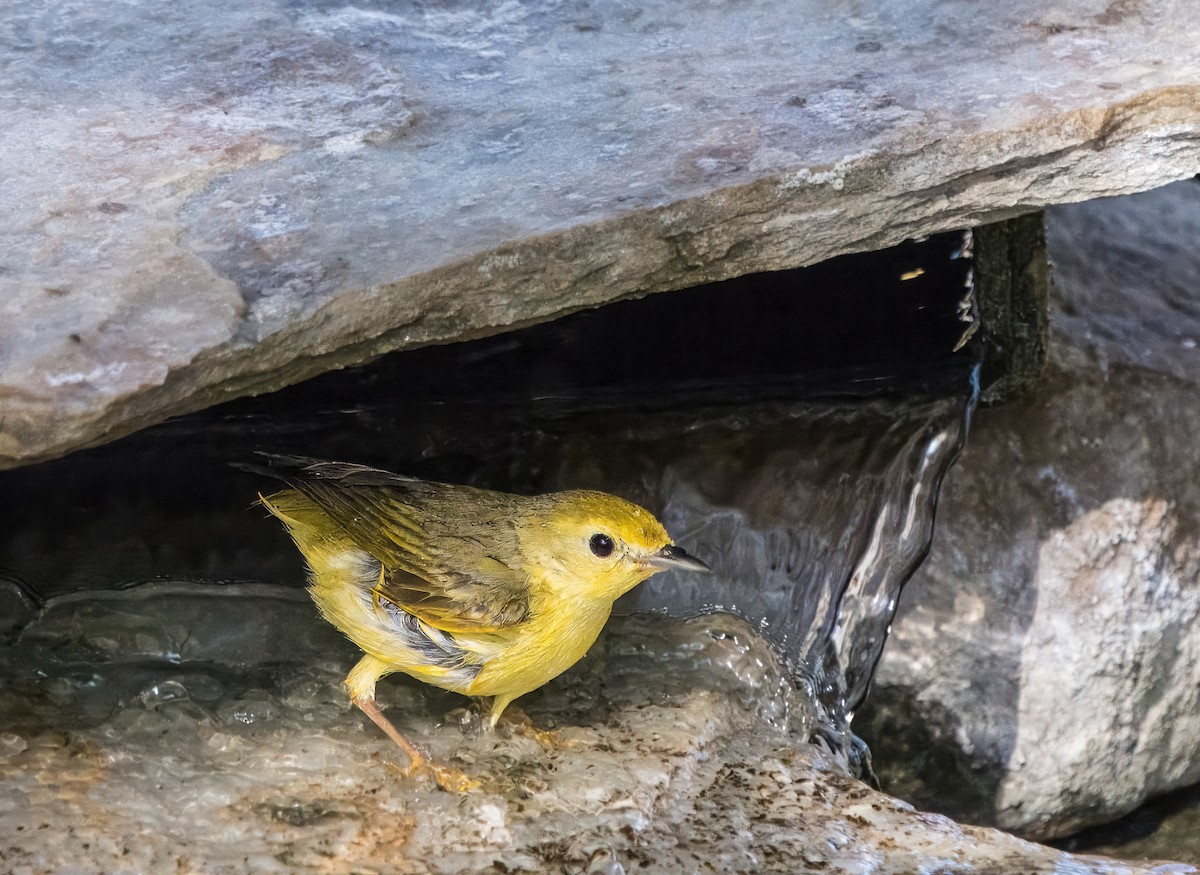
268 459 532 632
380 562 531 632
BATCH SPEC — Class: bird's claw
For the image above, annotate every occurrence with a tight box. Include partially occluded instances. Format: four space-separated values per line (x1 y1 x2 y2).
396 759 481 793
429 763 482 793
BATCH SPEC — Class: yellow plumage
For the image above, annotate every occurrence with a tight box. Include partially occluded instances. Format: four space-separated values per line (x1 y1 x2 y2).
250 457 709 791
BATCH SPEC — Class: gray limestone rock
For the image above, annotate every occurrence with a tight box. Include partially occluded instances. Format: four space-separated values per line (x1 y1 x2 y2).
864 180 1200 841
4 0 1200 468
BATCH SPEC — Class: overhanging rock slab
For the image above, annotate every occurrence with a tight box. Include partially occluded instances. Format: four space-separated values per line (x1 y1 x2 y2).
3 0 1199 467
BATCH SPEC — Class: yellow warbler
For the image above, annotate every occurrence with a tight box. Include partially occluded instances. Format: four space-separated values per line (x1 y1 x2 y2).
248 456 710 790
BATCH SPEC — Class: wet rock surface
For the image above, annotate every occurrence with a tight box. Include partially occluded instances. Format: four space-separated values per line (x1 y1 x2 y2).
4 0 1200 468
864 180 1200 844
0 582 1188 875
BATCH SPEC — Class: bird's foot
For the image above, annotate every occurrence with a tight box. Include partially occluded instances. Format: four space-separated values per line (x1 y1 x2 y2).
353 692 479 793
400 759 481 793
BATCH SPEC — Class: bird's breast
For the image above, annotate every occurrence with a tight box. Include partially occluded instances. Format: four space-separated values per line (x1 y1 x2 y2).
464 595 613 699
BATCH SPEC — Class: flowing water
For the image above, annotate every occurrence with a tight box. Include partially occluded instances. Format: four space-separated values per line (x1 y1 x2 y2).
0 233 982 870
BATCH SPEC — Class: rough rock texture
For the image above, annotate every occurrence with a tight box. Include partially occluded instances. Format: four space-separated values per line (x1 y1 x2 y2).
1059 783 1200 864
862 179 1200 841
1 581 1192 875
3 0 1200 468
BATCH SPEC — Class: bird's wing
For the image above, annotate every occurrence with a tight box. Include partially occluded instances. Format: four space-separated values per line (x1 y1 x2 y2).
262 458 532 633
378 560 530 634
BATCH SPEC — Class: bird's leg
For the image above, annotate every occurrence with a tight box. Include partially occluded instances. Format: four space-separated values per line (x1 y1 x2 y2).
345 654 479 792
487 693 517 730
352 694 430 767
345 654 425 765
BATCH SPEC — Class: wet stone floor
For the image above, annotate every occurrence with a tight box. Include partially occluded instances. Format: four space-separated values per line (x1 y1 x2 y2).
0 582 800 874
0 582 1187 875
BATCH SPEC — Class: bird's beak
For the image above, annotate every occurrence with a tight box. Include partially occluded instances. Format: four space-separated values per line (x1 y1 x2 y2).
644 544 712 574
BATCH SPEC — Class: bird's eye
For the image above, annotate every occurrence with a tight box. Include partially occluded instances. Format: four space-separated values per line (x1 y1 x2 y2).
589 533 615 558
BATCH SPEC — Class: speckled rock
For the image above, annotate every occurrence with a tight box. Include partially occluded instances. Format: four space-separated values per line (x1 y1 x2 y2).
863 180 1200 841
3 0 1200 468
0 581 1191 874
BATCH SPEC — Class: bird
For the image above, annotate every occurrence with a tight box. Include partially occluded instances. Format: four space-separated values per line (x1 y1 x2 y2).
244 455 710 791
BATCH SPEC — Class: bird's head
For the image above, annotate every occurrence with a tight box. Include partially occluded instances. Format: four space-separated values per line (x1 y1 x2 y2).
518 490 710 602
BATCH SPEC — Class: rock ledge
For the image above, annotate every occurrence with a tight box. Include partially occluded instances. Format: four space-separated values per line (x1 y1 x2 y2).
3 0 1200 466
